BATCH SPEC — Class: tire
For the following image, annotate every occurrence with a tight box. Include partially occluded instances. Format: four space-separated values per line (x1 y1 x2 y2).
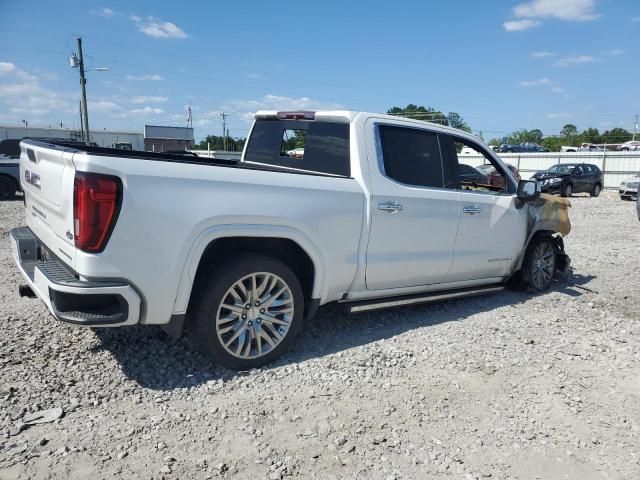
620 195 629 201
521 235 557 293
561 183 573 197
590 183 602 197
187 254 304 370
0 176 17 199
622 147 629 152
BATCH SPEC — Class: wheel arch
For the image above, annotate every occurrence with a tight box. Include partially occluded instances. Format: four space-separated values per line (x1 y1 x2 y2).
172 225 326 318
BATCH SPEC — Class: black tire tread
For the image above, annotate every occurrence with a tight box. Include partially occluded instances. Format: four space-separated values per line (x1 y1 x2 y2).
520 234 557 293
187 253 304 370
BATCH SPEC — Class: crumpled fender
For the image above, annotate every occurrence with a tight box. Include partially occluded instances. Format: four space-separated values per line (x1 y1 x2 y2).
515 193 571 270
527 193 571 237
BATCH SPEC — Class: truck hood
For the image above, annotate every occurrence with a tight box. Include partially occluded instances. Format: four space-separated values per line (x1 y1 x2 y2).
527 193 571 237
532 171 568 180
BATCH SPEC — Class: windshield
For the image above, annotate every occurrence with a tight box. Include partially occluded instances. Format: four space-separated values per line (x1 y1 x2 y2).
547 164 576 174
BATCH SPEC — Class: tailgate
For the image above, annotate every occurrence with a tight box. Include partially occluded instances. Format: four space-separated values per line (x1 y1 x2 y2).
20 141 77 267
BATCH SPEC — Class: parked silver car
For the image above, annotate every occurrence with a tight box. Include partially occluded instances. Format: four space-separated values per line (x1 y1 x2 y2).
618 140 640 152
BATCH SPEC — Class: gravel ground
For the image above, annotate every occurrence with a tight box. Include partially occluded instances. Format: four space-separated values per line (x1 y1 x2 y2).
1 193 639 480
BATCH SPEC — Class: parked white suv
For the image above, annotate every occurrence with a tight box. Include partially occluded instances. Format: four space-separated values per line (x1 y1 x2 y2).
619 174 639 200
12 110 572 369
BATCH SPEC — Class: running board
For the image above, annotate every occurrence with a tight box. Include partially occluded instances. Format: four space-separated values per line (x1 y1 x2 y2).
346 285 505 314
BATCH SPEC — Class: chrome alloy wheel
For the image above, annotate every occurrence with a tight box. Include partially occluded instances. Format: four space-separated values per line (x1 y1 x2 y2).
216 272 294 359
531 242 555 290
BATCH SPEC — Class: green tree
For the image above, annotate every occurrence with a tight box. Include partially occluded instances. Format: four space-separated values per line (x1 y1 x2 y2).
601 128 631 144
541 136 565 152
387 104 448 126
580 128 601 144
488 137 502 146
446 112 471 132
195 135 246 151
560 124 578 139
507 129 544 144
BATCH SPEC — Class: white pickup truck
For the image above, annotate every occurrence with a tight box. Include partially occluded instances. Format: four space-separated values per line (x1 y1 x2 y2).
11 110 571 369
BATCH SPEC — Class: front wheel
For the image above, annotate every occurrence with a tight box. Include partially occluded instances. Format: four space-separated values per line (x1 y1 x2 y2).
187 254 304 370
561 183 573 197
521 235 557 292
590 183 602 197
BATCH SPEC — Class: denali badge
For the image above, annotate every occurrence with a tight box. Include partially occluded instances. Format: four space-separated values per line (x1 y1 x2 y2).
24 170 41 189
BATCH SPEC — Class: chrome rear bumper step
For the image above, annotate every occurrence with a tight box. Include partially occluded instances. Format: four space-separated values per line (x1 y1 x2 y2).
347 285 505 313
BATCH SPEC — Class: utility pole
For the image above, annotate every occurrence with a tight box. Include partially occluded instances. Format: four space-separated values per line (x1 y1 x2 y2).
221 112 227 151
77 38 90 144
634 114 638 141
79 101 84 142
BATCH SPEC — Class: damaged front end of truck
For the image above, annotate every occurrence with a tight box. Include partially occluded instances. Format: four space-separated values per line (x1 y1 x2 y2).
521 193 572 275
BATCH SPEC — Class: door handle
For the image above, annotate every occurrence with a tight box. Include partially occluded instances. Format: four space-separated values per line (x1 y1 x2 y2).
463 205 481 215
378 202 403 213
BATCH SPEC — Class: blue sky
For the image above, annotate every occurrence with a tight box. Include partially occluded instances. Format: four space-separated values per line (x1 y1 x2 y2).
0 0 638 142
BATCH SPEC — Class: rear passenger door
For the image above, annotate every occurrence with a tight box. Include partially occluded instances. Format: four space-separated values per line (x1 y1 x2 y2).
364 122 461 290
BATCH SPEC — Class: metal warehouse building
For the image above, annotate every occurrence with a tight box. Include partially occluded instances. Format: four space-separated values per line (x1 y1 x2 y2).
144 125 194 152
0 125 144 150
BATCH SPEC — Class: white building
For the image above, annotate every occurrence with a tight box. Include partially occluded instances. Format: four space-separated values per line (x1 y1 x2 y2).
0 125 144 150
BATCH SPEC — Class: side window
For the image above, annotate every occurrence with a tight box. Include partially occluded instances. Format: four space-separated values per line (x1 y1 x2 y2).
440 134 514 194
378 125 444 188
245 120 350 176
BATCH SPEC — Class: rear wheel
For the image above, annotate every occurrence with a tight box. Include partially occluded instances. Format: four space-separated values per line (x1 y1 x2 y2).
561 183 573 197
521 235 557 293
590 183 602 197
187 254 304 370
0 176 17 199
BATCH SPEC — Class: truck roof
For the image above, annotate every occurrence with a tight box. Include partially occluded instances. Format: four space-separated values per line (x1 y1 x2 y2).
254 110 477 138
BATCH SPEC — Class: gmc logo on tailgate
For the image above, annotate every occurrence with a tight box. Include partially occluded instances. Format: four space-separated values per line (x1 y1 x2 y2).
24 170 41 189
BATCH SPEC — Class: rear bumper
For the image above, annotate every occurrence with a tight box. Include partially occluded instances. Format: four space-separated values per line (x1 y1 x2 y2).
11 226 141 326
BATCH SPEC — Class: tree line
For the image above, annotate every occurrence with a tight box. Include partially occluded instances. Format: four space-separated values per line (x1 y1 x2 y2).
194 135 246 151
487 125 634 151
194 106 633 153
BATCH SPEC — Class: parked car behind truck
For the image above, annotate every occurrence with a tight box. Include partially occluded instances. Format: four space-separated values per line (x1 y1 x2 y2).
0 153 20 198
532 163 603 197
12 110 572 370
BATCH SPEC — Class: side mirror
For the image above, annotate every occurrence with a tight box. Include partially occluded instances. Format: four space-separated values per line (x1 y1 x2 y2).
517 179 540 201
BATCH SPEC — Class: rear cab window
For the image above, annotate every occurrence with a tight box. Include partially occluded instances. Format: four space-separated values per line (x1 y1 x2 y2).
244 120 350 176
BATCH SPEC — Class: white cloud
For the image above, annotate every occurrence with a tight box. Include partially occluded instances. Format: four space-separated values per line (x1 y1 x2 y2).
602 48 625 56
222 94 343 113
125 74 165 81
0 62 72 116
131 95 168 104
547 112 570 119
124 106 165 116
503 19 541 31
551 86 565 93
90 7 115 17
513 0 599 21
532 51 557 58
0 62 37 82
554 55 597 67
245 73 263 79
132 16 188 39
632 16 640 22
88 100 121 113
504 0 599 31
520 78 552 86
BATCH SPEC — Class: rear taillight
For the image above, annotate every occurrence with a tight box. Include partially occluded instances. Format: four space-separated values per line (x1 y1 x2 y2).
73 172 122 252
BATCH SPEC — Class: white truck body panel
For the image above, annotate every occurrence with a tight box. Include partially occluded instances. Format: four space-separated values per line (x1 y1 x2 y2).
13 111 560 329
